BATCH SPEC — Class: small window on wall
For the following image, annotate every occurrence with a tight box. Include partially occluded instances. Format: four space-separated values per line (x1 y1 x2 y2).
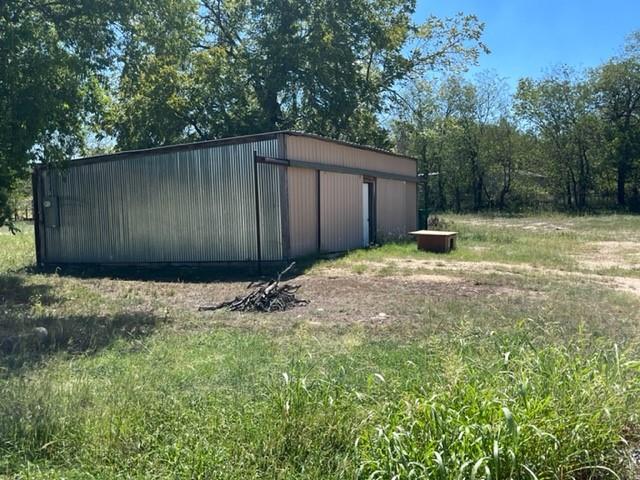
43 196 59 228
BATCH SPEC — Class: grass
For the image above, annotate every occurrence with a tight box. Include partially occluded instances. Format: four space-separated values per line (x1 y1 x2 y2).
325 213 640 278
1 216 640 478
0 222 34 272
1 329 638 478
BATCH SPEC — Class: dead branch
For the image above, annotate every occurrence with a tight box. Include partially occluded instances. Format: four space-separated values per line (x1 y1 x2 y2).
198 262 308 313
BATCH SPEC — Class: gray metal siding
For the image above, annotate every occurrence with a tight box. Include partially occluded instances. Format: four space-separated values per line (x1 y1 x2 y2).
41 139 282 264
257 161 285 261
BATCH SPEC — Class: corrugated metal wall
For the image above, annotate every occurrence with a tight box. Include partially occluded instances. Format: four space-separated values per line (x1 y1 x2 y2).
376 178 408 240
287 167 318 257
40 139 283 264
37 132 417 264
284 133 417 254
320 172 363 252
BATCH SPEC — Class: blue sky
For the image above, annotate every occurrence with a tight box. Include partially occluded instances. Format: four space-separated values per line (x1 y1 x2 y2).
415 0 639 88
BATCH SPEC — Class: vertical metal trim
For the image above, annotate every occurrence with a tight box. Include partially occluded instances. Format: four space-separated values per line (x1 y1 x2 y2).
32 169 42 266
371 178 377 244
316 169 321 253
278 133 291 260
415 181 420 230
253 151 262 267
363 176 376 244
279 165 290 260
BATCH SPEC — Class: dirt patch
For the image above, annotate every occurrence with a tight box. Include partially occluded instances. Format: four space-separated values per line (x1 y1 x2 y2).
79 269 532 331
613 277 640 297
521 221 572 231
459 218 574 232
578 241 640 271
352 258 640 299
70 253 640 334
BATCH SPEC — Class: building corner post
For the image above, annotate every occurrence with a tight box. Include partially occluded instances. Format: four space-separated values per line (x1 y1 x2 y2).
253 151 262 274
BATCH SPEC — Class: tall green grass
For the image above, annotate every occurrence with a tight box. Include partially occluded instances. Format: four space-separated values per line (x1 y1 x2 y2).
1 328 638 478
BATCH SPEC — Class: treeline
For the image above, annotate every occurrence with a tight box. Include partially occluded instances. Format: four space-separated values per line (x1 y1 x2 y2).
1 1 639 229
395 33 640 213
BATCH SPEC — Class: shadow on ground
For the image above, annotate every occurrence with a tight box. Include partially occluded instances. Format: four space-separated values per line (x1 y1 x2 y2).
31 255 340 284
0 274 162 374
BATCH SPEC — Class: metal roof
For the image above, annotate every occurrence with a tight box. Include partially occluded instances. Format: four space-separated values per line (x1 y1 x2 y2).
48 130 417 168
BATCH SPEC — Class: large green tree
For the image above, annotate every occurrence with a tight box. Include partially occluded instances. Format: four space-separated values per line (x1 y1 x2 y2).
109 0 487 150
104 0 263 148
0 0 140 229
1 0 487 227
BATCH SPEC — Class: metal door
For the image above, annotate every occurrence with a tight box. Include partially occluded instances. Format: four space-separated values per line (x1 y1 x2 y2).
362 183 370 246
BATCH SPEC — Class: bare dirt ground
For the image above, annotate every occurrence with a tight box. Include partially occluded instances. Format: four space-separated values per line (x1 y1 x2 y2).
83 269 521 328
66 218 640 334
455 218 575 232
352 257 640 298
577 240 640 271
73 258 615 339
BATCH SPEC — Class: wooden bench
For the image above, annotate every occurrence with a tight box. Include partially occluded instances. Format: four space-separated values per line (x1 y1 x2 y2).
409 230 458 253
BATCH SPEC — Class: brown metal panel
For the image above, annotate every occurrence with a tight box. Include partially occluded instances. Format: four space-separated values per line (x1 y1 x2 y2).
286 158 419 183
287 167 318 257
376 178 408 241
285 131 417 162
284 134 416 177
320 171 363 252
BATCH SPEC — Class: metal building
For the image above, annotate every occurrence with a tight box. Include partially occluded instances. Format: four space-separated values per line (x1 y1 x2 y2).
33 131 418 266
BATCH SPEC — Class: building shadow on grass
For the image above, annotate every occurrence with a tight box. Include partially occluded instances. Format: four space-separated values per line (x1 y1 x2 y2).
0 273 57 306
31 255 342 284
0 274 162 374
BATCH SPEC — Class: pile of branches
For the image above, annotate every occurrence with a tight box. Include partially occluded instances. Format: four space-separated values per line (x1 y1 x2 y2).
198 262 308 313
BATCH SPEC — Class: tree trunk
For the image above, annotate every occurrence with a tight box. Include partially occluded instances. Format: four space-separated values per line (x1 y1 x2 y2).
498 164 511 210
617 157 627 206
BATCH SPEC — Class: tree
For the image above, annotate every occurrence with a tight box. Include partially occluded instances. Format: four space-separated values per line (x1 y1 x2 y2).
593 32 640 207
104 0 261 149
109 1 488 150
515 68 600 210
394 72 523 213
0 0 140 229
1 0 487 227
